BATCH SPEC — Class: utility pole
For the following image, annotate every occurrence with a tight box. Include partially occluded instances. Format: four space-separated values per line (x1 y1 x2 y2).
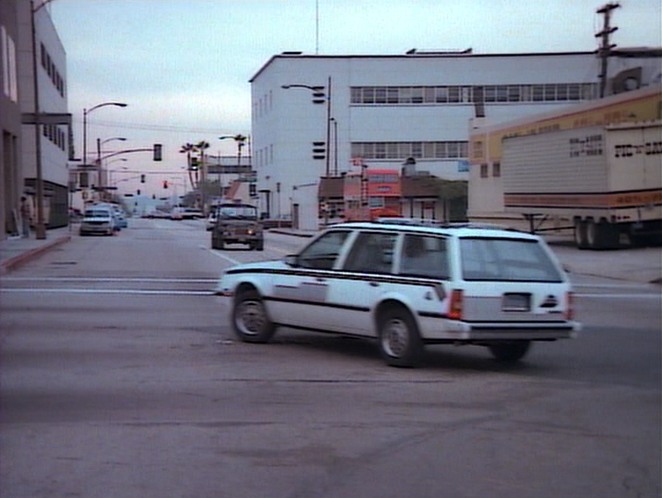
596 2 620 98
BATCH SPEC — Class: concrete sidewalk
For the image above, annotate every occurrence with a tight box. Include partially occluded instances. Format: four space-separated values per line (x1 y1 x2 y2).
0 227 73 275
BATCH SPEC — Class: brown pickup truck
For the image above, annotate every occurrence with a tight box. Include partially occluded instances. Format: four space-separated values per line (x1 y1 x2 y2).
210 203 264 251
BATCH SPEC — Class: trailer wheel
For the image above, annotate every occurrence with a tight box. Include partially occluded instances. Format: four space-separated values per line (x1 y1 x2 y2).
586 219 619 250
598 220 620 249
574 219 589 249
585 219 600 249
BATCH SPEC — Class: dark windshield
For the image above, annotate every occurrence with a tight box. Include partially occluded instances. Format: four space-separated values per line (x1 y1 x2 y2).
84 209 111 218
218 206 257 220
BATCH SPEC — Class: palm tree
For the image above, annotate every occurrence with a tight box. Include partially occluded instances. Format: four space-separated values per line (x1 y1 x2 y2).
179 143 197 189
195 141 211 212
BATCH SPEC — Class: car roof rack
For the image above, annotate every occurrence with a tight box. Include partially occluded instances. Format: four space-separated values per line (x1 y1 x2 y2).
373 218 523 232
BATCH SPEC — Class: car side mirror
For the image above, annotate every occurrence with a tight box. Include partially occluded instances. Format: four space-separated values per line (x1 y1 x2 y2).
284 254 299 267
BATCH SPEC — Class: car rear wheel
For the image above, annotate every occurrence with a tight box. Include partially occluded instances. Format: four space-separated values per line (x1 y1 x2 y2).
232 289 276 343
488 341 531 363
377 307 423 367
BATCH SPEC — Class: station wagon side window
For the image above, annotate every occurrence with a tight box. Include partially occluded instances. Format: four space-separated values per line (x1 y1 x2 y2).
297 230 351 270
344 232 397 274
399 234 449 279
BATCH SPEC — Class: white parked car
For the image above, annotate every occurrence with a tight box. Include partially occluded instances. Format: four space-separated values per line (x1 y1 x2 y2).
79 206 116 236
216 221 580 367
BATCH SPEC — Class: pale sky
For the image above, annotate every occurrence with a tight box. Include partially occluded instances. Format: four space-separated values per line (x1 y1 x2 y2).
48 0 662 195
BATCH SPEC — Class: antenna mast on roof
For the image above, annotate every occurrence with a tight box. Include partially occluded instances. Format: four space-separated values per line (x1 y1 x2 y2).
315 0 320 54
596 2 620 98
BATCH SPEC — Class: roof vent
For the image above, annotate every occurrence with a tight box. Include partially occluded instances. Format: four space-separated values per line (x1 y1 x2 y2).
406 48 473 55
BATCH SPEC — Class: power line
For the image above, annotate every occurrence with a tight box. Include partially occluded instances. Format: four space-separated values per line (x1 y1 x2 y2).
77 118 241 135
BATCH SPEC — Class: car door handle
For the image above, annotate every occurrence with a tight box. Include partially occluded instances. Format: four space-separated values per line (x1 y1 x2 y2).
369 281 380 287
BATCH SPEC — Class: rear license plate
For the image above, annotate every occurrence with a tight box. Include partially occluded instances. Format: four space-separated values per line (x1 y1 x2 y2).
502 293 531 311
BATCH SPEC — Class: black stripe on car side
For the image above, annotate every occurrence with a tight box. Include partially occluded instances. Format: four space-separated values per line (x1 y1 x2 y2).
225 266 446 288
264 295 370 312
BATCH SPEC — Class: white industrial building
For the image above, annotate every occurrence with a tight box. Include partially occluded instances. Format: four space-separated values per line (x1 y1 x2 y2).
249 50 654 229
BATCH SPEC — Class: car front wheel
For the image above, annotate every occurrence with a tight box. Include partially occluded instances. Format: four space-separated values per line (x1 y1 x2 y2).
377 307 423 367
232 289 276 343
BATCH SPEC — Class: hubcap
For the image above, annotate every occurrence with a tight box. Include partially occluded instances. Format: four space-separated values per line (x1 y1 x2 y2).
382 318 409 357
237 300 266 336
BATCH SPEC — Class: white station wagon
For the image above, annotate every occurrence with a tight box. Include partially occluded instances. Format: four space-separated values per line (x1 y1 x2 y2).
216 222 580 367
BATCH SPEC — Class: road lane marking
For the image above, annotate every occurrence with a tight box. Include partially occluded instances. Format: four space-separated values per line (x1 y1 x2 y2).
1 277 218 283
207 250 241 265
0 288 215 296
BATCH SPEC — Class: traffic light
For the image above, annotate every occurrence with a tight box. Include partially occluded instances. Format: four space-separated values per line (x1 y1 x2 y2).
312 141 326 160
312 86 326 104
140 174 146 183
153 143 162 161
163 180 168 189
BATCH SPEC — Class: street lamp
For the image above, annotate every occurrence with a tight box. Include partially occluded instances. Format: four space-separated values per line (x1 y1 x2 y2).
81 103 126 204
82 102 127 166
96 137 127 200
106 158 128 188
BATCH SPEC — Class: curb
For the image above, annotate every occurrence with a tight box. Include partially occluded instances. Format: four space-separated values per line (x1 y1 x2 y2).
0 235 71 275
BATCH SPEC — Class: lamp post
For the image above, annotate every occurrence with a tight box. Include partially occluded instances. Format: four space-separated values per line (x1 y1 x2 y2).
82 102 127 165
330 117 338 176
81 102 127 204
106 159 127 190
96 137 126 199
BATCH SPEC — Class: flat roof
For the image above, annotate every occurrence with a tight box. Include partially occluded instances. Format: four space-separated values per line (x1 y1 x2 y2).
249 47 662 82
250 50 600 83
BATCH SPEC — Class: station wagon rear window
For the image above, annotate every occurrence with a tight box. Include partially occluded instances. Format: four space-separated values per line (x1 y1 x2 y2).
460 237 563 282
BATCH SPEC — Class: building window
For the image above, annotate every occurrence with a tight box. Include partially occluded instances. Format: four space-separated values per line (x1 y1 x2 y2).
480 163 488 178
351 141 470 160
472 140 484 160
350 83 598 106
375 87 387 103
2 27 18 102
38 43 66 97
492 161 501 177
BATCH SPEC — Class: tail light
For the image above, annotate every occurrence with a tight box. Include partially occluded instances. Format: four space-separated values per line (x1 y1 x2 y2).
565 291 575 320
448 289 464 320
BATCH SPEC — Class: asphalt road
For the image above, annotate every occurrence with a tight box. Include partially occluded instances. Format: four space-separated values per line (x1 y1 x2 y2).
0 218 660 498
